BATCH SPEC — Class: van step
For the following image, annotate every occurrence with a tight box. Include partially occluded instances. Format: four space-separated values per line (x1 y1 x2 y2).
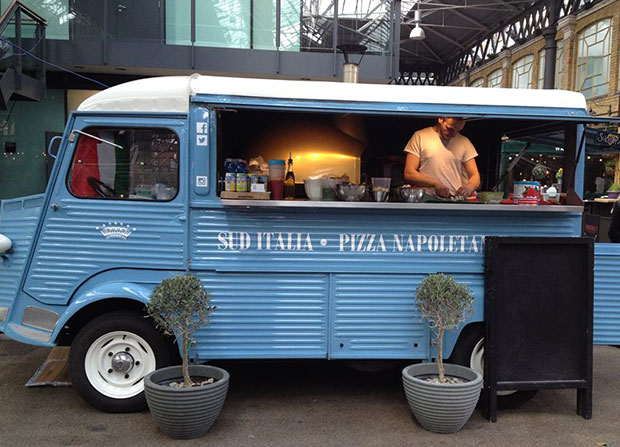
25 346 72 387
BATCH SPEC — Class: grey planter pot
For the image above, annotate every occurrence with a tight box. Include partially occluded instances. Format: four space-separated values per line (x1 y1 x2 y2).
144 365 229 439
402 362 482 434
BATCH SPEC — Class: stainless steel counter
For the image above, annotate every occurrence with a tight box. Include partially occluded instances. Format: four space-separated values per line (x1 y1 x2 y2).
220 199 583 213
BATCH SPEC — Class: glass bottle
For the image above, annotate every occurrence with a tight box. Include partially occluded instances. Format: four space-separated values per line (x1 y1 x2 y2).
284 152 296 200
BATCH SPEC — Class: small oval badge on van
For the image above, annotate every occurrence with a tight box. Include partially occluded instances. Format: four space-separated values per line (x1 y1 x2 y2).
96 222 135 240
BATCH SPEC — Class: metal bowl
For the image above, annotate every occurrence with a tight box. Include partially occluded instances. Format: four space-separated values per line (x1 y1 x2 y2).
399 187 425 203
336 183 367 201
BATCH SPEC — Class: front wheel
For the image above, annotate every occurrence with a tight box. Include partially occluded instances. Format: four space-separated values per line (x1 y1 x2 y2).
69 311 179 413
450 326 538 409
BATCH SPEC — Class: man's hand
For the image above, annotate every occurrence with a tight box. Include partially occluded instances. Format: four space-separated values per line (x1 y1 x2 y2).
456 185 475 197
435 182 452 198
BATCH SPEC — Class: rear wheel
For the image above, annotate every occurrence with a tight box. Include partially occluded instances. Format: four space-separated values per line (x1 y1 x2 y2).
69 311 179 413
450 325 538 409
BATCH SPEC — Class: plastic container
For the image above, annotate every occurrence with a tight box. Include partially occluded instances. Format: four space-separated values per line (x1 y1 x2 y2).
371 177 391 202
513 181 540 204
269 160 286 200
304 179 322 201
268 160 286 180
608 190 620 200
480 191 504 203
321 178 345 201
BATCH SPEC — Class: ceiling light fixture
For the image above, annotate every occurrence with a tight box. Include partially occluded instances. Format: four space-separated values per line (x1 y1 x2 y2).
409 9 425 40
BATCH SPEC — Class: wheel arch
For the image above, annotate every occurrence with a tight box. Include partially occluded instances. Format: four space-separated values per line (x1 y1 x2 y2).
53 282 154 346
446 321 484 360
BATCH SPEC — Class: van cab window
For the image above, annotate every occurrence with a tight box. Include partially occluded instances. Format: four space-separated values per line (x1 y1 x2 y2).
67 128 179 200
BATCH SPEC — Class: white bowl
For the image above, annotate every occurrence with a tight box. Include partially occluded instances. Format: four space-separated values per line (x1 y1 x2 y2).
304 179 322 200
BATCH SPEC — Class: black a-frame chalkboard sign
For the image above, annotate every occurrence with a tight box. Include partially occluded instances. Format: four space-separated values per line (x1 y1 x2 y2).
484 237 593 422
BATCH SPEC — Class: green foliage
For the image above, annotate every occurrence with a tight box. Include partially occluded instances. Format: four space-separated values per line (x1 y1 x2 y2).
146 274 212 340
145 274 212 386
531 164 547 181
608 183 620 192
415 274 474 382
416 274 474 331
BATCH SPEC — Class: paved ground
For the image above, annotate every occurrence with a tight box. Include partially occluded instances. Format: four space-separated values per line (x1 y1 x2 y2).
1 337 619 447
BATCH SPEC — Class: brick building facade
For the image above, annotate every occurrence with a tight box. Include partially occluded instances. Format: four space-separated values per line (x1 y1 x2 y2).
455 0 620 120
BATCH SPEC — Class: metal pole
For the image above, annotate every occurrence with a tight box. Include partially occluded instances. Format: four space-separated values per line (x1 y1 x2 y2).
276 0 281 74
543 0 558 89
191 0 196 69
390 0 401 81
250 0 254 49
103 0 108 65
333 0 339 78
15 8 21 91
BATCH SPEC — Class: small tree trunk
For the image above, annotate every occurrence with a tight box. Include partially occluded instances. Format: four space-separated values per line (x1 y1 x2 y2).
437 327 446 383
182 333 192 387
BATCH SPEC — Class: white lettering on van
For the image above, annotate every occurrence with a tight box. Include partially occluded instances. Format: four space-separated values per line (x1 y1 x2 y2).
216 230 482 254
393 234 418 252
216 232 251 251
233 232 314 251
339 233 386 252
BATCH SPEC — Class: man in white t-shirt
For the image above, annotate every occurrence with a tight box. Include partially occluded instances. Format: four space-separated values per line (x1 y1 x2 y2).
403 117 481 198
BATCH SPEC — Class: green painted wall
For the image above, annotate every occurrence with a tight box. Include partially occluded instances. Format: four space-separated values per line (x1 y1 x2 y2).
0 89 65 200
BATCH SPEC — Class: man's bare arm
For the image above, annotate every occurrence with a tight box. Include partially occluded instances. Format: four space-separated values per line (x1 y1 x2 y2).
403 153 451 197
455 158 481 196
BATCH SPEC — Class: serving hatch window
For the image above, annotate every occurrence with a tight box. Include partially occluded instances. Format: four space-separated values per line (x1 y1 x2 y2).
67 127 179 201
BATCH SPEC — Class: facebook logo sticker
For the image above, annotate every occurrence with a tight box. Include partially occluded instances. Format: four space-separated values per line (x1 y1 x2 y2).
196 122 209 134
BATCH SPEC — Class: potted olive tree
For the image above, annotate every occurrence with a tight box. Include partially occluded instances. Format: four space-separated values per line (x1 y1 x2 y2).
402 273 482 434
144 273 229 439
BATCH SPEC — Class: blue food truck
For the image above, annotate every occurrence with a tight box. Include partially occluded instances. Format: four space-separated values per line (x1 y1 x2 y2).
0 75 617 412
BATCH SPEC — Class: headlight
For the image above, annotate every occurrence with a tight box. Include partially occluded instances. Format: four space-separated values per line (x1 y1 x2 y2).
0 234 12 254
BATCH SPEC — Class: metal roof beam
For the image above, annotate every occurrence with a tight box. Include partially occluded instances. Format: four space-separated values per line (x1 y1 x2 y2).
421 39 444 63
424 26 466 49
492 0 520 13
427 0 491 32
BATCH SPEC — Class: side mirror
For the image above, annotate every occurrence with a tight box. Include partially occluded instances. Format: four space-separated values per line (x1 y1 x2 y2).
0 234 12 254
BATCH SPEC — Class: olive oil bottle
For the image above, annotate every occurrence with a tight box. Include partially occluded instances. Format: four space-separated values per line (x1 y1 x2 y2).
284 152 296 200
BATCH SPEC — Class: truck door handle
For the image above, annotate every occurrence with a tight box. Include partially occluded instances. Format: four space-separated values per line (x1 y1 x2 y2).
50 203 60 212
175 214 186 222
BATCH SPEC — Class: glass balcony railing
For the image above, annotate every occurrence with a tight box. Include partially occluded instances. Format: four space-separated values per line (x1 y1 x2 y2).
4 0 392 56
0 5 46 79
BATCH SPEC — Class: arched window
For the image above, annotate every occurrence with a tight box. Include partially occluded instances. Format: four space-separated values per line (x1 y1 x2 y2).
576 18 612 98
488 68 503 88
470 77 484 88
538 50 545 89
512 55 534 89
555 39 564 89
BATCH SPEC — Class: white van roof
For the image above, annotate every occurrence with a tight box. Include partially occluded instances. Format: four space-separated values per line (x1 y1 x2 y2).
78 74 588 114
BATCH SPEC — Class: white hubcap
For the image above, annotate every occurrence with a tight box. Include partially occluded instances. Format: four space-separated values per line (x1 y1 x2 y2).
84 331 156 399
470 337 515 396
